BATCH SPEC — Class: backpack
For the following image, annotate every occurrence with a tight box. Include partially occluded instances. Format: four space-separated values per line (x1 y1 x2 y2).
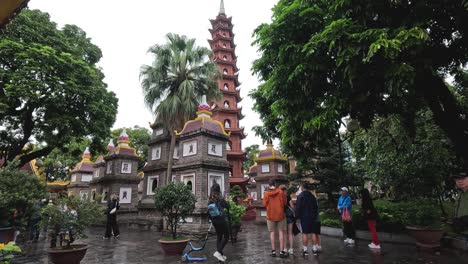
208 202 222 218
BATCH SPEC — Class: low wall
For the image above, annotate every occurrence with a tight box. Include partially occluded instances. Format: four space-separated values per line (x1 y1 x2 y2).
321 226 414 244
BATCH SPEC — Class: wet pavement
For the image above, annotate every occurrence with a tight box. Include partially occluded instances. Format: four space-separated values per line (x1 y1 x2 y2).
12 222 468 264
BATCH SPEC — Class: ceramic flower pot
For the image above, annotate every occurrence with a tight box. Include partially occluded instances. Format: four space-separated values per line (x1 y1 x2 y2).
406 226 444 250
159 238 189 255
47 244 88 264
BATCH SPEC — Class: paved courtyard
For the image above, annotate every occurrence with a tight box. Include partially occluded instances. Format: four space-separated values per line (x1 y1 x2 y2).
12 222 467 264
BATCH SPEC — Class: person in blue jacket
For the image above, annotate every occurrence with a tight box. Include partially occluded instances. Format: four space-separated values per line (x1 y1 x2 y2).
295 183 320 256
337 187 355 245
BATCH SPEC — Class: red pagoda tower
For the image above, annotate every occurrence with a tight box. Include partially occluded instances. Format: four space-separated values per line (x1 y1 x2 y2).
208 0 248 187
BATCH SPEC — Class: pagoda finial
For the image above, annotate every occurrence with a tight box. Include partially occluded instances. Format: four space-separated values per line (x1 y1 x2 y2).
220 0 226 15
107 139 115 151
117 128 130 147
196 95 212 118
82 147 91 161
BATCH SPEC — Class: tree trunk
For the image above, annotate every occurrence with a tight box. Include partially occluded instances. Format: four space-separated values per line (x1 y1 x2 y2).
417 69 468 168
166 132 177 185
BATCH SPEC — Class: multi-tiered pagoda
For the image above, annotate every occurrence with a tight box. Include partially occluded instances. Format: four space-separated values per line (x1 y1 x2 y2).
208 0 247 187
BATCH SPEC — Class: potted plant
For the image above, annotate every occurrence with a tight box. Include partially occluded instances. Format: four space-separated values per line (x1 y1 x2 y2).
154 182 196 255
227 199 246 242
0 242 21 264
402 200 445 249
0 163 46 243
40 195 103 264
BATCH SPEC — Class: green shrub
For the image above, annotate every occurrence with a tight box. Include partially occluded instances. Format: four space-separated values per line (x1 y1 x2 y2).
154 182 196 240
321 218 341 228
0 163 46 229
399 199 443 229
227 199 246 226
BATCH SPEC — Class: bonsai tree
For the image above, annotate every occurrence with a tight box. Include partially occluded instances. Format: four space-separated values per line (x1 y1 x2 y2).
154 182 196 240
229 185 246 204
40 196 103 249
0 163 46 229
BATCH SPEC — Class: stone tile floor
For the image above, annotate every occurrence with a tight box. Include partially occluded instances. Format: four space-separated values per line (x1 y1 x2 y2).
12 222 468 264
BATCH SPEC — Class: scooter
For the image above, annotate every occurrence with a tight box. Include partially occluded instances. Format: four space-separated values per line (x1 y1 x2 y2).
181 223 213 262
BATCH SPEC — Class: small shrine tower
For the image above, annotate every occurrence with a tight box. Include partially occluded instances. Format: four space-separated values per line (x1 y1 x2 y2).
141 122 173 207
90 130 141 210
68 147 94 200
208 0 247 188
173 95 231 233
249 142 288 222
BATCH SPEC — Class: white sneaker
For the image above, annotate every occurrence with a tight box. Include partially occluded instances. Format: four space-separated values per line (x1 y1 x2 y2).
344 238 350 243
222 255 227 261
288 248 294 255
213 251 224 262
317 245 322 252
368 243 381 249
347 239 355 245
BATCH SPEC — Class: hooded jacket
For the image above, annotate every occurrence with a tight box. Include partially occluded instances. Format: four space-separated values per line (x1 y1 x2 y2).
295 190 319 223
262 188 287 221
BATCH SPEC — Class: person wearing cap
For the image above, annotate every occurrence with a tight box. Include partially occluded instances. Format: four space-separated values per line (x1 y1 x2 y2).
453 172 468 237
337 187 355 245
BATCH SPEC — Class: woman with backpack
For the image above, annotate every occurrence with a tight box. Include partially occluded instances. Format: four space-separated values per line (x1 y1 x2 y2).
360 189 381 249
208 191 230 262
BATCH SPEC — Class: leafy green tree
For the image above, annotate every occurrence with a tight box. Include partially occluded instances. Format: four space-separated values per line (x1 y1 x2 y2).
0 9 118 168
0 162 46 229
350 111 459 200
154 182 196 239
140 33 220 184
243 144 260 173
111 126 151 171
251 0 468 167
38 137 92 181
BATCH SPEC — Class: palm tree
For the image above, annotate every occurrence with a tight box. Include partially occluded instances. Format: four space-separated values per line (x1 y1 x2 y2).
140 33 220 184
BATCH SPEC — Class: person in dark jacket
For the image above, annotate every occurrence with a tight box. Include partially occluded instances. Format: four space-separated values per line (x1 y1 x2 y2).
360 189 381 249
452 172 468 238
208 191 230 262
103 194 120 239
295 183 320 256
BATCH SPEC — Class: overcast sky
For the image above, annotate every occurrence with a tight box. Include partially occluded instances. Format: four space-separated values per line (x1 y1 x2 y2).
28 0 278 149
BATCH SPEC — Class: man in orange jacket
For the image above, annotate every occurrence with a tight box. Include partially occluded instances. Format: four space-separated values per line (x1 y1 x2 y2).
263 179 288 258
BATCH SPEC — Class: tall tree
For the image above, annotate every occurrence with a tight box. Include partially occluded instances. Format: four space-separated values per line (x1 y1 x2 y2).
350 111 459 200
251 0 468 167
0 9 118 168
140 33 220 184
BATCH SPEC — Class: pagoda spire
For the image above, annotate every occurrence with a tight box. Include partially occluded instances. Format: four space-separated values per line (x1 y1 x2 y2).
219 0 225 15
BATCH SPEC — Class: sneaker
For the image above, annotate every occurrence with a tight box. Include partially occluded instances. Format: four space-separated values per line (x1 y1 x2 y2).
213 251 224 262
288 248 294 255
271 250 277 257
115 235 120 239
368 243 381 249
312 246 318 256
279 251 288 258
347 239 355 245
344 238 350 243
317 245 322 252
222 255 227 261
302 249 309 256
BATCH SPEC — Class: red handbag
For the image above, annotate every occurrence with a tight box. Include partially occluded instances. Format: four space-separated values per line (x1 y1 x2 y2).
342 208 352 222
